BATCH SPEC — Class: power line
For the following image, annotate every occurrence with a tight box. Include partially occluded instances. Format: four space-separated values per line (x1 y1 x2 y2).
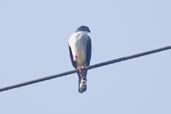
0 45 171 92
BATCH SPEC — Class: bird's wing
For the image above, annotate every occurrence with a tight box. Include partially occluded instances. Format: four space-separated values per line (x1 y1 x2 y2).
86 36 92 66
68 45 77 68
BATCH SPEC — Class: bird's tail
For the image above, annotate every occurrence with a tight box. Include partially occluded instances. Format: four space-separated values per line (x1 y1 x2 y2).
77 69 87 93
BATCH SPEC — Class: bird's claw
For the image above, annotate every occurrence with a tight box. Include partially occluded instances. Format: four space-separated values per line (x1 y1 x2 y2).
77 66 85 72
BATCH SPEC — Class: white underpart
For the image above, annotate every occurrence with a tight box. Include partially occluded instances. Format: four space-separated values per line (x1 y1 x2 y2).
69 31 89 66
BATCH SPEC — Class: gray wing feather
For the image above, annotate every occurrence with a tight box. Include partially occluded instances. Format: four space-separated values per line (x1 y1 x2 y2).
86 37 92 66
69 45 77 68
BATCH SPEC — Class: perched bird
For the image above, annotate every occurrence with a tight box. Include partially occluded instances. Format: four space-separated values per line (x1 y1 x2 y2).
68 25 92 93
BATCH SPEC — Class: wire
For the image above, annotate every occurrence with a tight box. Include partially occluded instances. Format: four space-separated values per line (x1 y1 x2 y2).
0 45 171 92
87 45 171 70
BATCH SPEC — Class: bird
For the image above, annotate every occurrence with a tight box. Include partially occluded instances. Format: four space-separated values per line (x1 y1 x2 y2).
68 25 92 93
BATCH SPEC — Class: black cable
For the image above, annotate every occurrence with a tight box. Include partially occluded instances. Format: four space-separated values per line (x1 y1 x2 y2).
0 45 171 92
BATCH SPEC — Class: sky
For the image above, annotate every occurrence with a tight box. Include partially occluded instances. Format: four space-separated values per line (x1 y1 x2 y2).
0 0 171 114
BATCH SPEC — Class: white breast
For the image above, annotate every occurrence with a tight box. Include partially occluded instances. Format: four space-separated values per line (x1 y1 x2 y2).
69 31 88 66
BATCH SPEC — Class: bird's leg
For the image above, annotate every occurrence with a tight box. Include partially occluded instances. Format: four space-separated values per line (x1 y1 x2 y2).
77 66 85 73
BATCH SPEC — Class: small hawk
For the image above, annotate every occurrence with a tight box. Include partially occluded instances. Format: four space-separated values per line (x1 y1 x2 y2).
68 25 92 93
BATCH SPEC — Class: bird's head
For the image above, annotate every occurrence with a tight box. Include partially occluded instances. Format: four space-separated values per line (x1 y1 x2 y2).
76 25 91 33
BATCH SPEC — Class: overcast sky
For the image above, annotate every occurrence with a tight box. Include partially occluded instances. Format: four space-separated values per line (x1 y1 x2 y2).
0 0 171 114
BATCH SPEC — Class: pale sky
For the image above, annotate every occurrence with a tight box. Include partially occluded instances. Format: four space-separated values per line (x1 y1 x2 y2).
0 0 171 114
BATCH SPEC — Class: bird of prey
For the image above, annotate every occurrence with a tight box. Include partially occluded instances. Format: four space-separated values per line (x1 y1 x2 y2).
68 25 92 93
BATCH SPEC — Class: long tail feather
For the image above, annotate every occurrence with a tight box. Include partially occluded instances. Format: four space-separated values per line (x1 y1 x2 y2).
77 69 87 93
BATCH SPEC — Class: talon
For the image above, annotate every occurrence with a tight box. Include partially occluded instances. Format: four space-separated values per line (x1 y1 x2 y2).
77 66 85 72
77 66 82 72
